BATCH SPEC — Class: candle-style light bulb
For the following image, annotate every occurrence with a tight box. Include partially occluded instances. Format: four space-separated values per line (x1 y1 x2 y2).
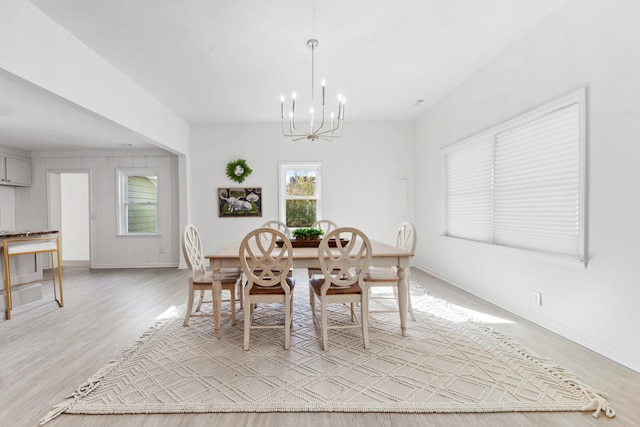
321 79 326 105
280 96 285 118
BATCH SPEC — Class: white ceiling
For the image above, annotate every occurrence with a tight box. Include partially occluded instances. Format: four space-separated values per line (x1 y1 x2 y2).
1 0 566 152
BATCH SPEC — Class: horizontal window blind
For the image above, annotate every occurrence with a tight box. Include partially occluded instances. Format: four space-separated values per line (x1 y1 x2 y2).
444 136 494 242
441 88 586 264
494 103 580 257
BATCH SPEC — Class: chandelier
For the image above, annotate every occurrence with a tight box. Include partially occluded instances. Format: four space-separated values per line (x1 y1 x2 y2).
281 39 345 141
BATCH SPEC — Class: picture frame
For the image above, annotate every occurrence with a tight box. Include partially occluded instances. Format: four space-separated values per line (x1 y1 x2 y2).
218 187 262 217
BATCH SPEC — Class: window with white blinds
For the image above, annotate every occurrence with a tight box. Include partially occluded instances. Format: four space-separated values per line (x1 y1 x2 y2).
441 88 586 264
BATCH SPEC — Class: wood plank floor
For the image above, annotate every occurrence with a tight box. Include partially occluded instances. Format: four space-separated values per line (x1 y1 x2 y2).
1 267 638 427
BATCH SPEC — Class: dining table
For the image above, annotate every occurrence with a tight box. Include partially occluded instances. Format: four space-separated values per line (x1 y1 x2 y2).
205 238 413 338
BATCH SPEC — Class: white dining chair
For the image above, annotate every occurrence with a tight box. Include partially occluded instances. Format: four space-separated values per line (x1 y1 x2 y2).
262 220 291 238
312 219 337 235
309 227 372 351
364 222 417 321
182 224 243 329
239 227 295 350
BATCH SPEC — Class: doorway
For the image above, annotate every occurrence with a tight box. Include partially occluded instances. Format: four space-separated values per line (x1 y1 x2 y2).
47 171 91 266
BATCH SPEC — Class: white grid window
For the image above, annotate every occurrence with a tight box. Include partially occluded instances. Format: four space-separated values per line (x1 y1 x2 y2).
117 168 159 235
278 162 322 229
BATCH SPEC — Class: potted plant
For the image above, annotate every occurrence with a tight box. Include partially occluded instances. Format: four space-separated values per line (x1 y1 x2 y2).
292 227 324 240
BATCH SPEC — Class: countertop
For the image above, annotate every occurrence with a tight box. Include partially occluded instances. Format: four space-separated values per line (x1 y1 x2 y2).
0 230 59 238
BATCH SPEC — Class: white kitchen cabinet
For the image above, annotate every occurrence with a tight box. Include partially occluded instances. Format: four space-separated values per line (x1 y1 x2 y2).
0 155 31 186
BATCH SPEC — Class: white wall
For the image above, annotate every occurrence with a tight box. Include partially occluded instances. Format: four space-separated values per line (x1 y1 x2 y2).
0 186 15 231
19 150 180 268
413 0 640 372
189 122 414 255
60 173 90 261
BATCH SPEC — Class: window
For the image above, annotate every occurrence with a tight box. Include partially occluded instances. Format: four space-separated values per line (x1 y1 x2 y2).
279 162 322 228
441 88 587 264
117 169 159 235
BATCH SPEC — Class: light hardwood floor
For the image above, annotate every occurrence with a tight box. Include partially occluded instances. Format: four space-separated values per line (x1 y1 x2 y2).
1 267 638 427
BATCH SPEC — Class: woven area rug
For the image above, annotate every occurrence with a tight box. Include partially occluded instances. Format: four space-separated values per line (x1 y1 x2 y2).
41 283 614 424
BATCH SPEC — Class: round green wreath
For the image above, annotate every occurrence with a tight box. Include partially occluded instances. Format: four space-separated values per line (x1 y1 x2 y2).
226 158 252 183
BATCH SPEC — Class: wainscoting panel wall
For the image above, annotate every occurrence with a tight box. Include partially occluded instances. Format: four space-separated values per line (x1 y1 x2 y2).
15 150 179 268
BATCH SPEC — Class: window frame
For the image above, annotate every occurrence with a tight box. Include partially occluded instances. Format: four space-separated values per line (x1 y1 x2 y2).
117 168 160 236
278 162 323 229
440 88 587 266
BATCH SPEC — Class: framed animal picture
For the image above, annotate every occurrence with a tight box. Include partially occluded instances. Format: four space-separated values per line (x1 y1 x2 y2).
218 188 262 217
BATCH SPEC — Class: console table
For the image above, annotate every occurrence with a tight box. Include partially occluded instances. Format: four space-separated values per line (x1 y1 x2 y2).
1 230 63 320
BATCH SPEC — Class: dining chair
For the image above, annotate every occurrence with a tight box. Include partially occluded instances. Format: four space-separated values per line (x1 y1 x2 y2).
364 221 417 321
309 227 372 351
239 227 295 350
182 224 242 329
262 220 291 239
312 219 337 235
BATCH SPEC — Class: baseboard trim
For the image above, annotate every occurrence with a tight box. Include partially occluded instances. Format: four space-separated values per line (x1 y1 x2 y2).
89 263 180 269
62 260 90 267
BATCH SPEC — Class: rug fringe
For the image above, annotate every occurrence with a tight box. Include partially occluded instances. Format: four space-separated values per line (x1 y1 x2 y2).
38 318 169 425
482 325 615 418
423 293 616 419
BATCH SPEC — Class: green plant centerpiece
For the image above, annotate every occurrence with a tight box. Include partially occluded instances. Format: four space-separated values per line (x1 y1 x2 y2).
292 227 324 240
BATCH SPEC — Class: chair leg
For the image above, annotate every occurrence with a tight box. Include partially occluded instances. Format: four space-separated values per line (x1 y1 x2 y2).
230 286 236 326
321 299 329 351
361 295 370 349
183 289 194 326
243 301 252 350
194 289 205 312
284 294 291 350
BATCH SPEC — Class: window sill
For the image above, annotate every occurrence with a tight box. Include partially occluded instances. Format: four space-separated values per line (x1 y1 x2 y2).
117 233 162 238
440 234 587 269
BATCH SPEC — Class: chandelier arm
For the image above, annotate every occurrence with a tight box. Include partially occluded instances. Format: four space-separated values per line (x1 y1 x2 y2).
283 116 317 139
316 122 343 138
290 114 311 135
317 114 344 135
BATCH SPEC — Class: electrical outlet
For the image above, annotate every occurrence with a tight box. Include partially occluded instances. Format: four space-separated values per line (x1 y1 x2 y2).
533 291 542 306
160 247 166 254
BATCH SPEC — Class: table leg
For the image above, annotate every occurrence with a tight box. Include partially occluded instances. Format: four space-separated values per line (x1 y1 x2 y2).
211 260 223 339
397 265 409 337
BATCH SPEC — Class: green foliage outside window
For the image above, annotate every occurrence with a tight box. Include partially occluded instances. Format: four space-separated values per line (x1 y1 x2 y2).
286 200 316 228
285 173 317 227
